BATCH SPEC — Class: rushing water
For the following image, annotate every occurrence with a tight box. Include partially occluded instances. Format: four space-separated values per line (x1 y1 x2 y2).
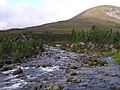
0 45 120 90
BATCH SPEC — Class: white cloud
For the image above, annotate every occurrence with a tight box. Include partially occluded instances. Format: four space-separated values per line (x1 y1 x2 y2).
0 21 7 30
0 0 120 30
0 0 7 6
0 0 41 29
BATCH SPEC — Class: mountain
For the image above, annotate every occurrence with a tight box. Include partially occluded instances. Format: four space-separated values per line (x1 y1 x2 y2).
69 5 120 29
17 5 120 33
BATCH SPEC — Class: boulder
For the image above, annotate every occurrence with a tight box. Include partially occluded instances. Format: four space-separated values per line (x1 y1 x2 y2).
66 76 80 83
12 67 23 75
70 72 78 76
40 47 45 52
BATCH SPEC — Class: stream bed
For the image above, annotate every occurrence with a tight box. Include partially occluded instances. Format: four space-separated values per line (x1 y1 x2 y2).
0 45 120 90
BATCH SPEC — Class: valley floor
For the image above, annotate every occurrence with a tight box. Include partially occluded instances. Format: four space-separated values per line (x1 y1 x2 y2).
0 45 120 90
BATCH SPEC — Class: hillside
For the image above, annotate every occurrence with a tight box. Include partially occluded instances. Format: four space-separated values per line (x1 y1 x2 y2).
20 5 120 34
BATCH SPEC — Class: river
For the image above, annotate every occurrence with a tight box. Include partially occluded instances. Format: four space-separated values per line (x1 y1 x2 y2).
0 45 120 90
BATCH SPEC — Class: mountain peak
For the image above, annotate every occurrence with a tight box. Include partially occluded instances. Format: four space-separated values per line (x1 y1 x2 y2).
104 6 120 20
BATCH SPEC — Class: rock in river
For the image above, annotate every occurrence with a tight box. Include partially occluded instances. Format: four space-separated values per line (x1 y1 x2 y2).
12 67 23 75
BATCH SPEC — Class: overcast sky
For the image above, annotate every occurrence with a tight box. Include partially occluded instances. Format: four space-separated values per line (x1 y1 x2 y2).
0 0 120 30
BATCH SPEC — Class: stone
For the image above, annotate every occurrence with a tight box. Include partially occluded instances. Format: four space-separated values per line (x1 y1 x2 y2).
59 66 67 69
65 68 71 74
110 86 120 90
98 61 107 66
54 55 61 60
70 72 77 76
56 44 61 47
66 76 80 83
80 42 85 45
70 65 78 69
40 47 45 52
16 74 27 80
66 76 74 82
12 67 23 75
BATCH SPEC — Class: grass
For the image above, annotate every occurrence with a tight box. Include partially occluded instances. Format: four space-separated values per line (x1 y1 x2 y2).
101 51 115 56
101 51 120 65
111 52 120 65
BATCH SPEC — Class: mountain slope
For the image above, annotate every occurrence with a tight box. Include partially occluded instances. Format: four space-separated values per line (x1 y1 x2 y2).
70 5 120 27
24 5 120 33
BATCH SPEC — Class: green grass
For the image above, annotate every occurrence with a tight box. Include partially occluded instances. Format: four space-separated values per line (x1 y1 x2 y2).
101 51 115 56
112 52 120 65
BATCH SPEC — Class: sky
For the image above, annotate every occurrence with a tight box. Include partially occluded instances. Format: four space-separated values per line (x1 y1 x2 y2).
0 0 120 30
